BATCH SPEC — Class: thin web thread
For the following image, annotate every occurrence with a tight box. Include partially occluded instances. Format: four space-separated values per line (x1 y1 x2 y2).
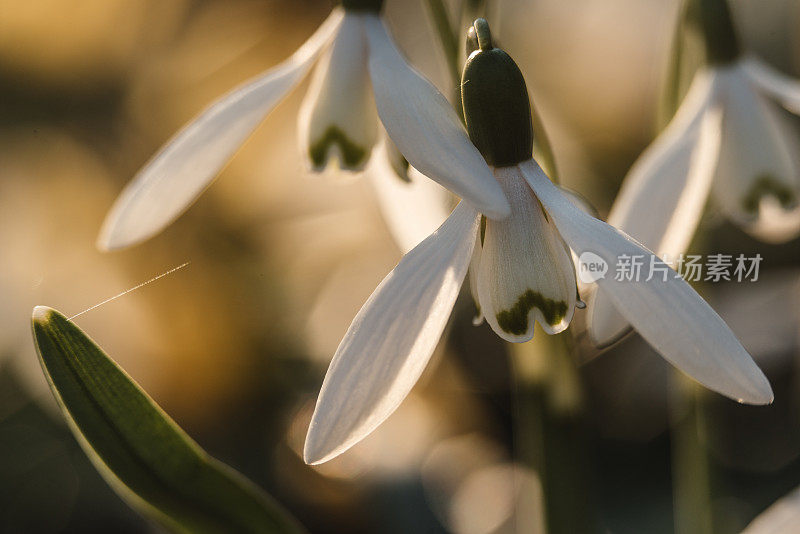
68 262 190 320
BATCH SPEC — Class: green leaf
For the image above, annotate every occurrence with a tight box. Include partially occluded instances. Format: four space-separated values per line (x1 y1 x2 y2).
31 306 305 534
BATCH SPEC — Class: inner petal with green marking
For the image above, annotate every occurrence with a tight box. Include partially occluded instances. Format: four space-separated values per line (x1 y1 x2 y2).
299 13 378 172
496 289 569 336
741 174 797 215
476 165 578 343
711 66 800 238
309 126 370 169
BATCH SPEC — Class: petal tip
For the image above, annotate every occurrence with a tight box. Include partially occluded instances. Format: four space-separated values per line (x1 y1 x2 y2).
32 306 56 325
95 220 151 252
95 219 132 252
95 233 116 253
302 452 327 466
739 379 774 406
481 197 512 221
302 432 342 466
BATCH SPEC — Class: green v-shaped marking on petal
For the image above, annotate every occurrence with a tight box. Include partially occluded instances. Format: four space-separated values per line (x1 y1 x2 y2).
742 174 797 214
496 290 568 336
309 126 369 170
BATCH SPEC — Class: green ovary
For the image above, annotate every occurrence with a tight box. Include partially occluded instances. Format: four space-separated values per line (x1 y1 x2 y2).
309 126 368 170
496 290 568 336
741 175 797 214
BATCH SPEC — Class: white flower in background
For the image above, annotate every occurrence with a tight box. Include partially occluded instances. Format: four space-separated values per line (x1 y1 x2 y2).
590 0 800 344
303 19 773 466
98 0 509 250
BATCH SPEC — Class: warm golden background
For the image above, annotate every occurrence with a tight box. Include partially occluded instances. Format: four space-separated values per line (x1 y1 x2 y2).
1 0 799 532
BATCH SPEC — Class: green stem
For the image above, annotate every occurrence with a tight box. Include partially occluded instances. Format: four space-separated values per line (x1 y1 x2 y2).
508 346 547 533
463 0 490 18
509 330 596 533
424 0 461 91
671 373 714 534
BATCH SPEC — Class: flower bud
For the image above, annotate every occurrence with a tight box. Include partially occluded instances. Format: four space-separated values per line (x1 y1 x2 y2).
461 19 533 167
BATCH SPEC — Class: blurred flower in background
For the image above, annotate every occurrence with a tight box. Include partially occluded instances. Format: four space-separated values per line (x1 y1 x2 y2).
589 0 800 346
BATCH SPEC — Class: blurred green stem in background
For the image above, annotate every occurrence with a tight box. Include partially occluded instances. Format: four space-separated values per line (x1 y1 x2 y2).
424 0 461 90
671 374 714 534
509 330 597 533
659 0 737 128
660 0 703 129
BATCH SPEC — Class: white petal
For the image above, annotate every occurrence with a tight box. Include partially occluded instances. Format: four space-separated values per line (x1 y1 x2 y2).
743 55 800 115
363 15 510 220
521 159 773 405
742 485 800 534
298 14 378 172
712 65 800 242
97 9 344 250
477 166 577 342
304 201 480 464
606 70 719 257
367 139 453 253
590 81 724 345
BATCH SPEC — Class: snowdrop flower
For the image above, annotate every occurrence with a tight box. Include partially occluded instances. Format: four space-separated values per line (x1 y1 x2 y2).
303 19 773 465
591 0 800 344
98 0 509 250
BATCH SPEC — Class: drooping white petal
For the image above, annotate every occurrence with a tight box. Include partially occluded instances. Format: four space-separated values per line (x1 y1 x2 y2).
590 80 724 345
521 159 773 405
363 16 510 220
298 13 378 172
743 55 800 115
606 70 720 258
742 485 800 534
367 139 452 253
304 201 480 464
97 9 344 251
477 166 577 342
712 65 800 243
